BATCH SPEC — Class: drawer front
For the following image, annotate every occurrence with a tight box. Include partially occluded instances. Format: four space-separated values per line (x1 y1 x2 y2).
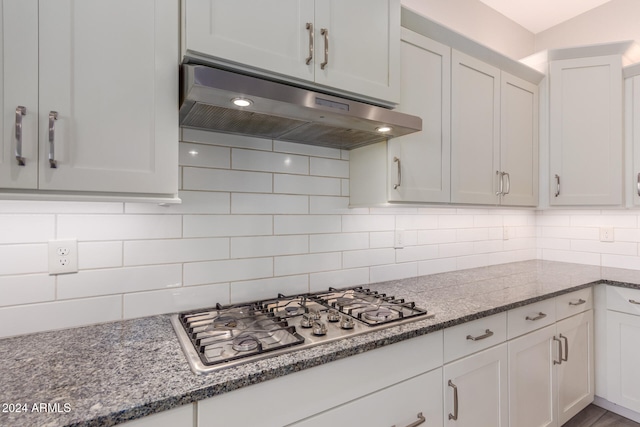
607 285 640 316
556 287 593 320
444 312 507 363
507 298 557 340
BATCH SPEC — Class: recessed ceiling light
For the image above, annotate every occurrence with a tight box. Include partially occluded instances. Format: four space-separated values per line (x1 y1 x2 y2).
376 126 392 133
232 98 253 107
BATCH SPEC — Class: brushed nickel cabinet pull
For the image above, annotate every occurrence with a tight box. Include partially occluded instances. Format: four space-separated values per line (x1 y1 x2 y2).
526 312 547 321
560 334 568 362
504 172 511 195
629 299 640 305
553 336 563 365
305 23 313 65
554 174 560 197
393 157 401 189
48 111 58 168
496 170 504 196
569 299 586 306
320 28 328 69
637 172 640 197
448 380 459 420
466 329 493 341
391 412 425 427
15 106 26 166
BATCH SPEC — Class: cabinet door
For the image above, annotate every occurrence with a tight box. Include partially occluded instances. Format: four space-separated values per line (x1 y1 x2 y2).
0 0 38 189
632 75 640 206
183 0 314 82
556 310 594 425
508 325 557 427
500 72 538 207
290 369 443 427
451 50 500 205
549 56 622 206
314 0 400 104
607 310 640 413
38 0 178 195
387 30 450 203
444 344 508 427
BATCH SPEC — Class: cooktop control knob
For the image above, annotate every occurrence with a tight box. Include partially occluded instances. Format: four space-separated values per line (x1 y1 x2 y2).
300 314 314 328
326 309 340 322
340 316 355 330
308 310 321 320
312 321 328 336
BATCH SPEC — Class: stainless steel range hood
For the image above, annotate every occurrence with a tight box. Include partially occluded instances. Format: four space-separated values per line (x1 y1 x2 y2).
179 65 422 150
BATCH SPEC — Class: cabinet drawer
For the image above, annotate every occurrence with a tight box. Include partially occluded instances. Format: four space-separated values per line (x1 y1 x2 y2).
607 286 640 316
507 298 556 340
556 288 593 320
444 312 507 363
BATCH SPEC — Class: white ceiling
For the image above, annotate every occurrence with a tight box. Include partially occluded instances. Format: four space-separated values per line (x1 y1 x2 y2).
477 0 614 33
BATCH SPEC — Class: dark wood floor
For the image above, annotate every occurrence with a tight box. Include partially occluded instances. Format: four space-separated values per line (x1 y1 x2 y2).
563 404 640 427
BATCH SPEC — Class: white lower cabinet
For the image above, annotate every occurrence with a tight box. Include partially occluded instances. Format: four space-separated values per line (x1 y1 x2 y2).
119 404 194 427
444 344 509 427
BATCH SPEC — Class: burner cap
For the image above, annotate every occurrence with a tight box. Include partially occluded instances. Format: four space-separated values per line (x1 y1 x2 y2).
285 306 301 316
364 307 393 322
335 297 353 306
232 335 259 352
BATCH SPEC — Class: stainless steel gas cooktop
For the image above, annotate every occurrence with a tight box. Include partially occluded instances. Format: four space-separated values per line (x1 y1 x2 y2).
172 286 434 374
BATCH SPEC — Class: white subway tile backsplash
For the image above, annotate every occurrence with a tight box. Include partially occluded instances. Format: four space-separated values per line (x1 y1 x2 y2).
601 254 640 270
183 215 272 237
341 179 349 196
0 296 122 338
310 157 349 178
58 215 181 241
274 252 341 276
418 229 457 245
342 215 394 232
570 214 637 228
0 215 55 244
309 196 367 214
79 242 123 269
310 233 369 253
0 275 55 307
395 245 439 263
274 174 341 196
0 200 122 214
0 244 48 276
474 215 503 227
231 235 308 258
183 167 272 193
418 258 457 276
232 149 309 175
370 262 417 283
343 248 395 268
456 228 490 242
570 240 638 256
274 215 341 235
182 128 272 151
438 215 474 229
540 249 601 265
123 283 230 319
369 231 395 248
309 268 370 292
273 140 341 159
457 254 491 270
184 257 273 286
179 142 230 168
230 275 308 303
124 238 229 266
126 191 230 214
396 215 438 230
231 193 308 214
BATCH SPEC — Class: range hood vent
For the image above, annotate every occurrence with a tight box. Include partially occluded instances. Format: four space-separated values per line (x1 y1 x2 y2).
179 65 422 150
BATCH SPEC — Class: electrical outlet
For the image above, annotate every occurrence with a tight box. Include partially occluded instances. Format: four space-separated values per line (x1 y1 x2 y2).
394 230 404 249
599 227 614 242
48 239 78 275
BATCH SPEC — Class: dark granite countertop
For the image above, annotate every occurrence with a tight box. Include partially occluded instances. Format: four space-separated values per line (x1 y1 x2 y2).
2 260 640 427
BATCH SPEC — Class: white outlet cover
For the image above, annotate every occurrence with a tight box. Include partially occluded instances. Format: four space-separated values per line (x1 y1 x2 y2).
48 239 79 275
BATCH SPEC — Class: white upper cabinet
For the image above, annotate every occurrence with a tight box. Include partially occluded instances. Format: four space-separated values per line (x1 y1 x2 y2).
450 50 501 205
0 0 179 200
183 0 400 105
549 55 623 206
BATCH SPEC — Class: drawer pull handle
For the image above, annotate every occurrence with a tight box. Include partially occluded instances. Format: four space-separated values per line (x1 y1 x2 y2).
448 380 458 420
560 334 569 362
553 336 563 365
15 106 26 166
466 329 493 341
630 299 640 305
569 299 586 306
391 412 425 427
526 312 547 321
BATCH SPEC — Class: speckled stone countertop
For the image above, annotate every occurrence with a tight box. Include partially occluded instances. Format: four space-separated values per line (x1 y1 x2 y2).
2 260 640 427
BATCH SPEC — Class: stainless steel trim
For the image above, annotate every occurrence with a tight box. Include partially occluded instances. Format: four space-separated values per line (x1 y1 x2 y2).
392 413 426 427
466 329 493 341
320 28 328 69
496 171 503 196
48 111 58 169
525 312 547 321
560 334 568 362
504 172 511 195
393 157 401 189
305 23 314 65
15 106 26 166
448 380 458 421
569 299 587 306
629 299 640 305
555 174 560 197
553 336 562 365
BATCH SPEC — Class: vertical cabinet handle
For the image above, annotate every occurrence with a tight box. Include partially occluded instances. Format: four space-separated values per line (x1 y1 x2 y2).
391 412 426 427
496 171 504 196
15 106 27 166
305 23 314 65
560 334 569 362
554 174 560 197
448 380 459 420
503 172 511 195
320 28 329 69
48 111 58 169
553 336 563 365
393 157 401 189
637 173 640 197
